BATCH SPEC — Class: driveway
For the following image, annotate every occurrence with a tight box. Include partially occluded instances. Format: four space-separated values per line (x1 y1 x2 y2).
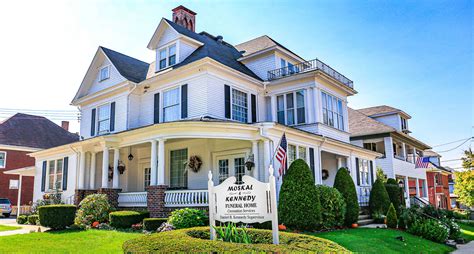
0 217 48 236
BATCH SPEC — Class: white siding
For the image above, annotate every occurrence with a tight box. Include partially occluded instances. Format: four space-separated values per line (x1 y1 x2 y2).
243 54 277 81
373 114 401 131
88 58 126 95
128 93 141 129
179 40 197 62
296 123 350 143
156 27 179 49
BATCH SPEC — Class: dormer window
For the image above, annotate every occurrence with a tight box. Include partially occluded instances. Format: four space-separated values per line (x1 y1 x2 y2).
99 66 110 81
158 43 177 70
401 116 408 130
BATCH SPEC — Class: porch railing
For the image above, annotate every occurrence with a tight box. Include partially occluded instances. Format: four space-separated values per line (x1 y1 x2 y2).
118 192 147 207
267 58 354 89
164 189 209 207
358 186 372 207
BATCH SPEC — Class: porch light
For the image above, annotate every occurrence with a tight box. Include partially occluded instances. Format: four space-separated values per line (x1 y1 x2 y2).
128 147 134 161
245 154 255 171
398 180 404 188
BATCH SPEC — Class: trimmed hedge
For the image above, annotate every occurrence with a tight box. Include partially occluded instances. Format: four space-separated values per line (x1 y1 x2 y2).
369 178 390 216
385 183 403 215
278 159 321 230
28 215 39 225
386 203 398 228
333 167 359 226
143 218 167 231
109 210 149 229
16 215 27 224
38 205 76 229
122 227 347 253
316 185 346 229
168 208 208 229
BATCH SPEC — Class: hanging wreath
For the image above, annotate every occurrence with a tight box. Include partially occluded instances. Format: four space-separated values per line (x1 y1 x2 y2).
322 169 329 180
186 155 203 173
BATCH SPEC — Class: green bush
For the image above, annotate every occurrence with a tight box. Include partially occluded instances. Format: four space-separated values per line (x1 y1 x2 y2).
213 223 251 243
385 178 403 215
27 215 39 225
168 208 208 229
38 205 76 230
122 227 347 253
369 178 390 216
109 211 149 229
386 203 398 228
315 185 346 229
16 215 27 224
442 218 461 240
75 194 111 227
333 167 359 226
143 218 167 231
278 159 321 230
407 219 449 243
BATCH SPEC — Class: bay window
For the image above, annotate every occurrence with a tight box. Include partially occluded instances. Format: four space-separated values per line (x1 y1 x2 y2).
276 90 305 125
231 88 248 123
322 92 345 131
163 87 180 122
0 151 5 168
97 104 111 134
158 43 177 70
48 158 64 190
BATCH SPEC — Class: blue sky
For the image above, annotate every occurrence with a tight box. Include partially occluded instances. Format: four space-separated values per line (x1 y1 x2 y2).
0 0 472 168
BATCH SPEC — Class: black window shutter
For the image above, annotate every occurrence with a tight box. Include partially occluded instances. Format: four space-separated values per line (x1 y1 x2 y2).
181 84 188 119
62 157 69 190
90 109 96 136
251 94 257 123
370 160 374 185
309 147 315 181
41 161 47 192
355 158 360 186
224 85 231 119
110 102 116 132
153 92 160 124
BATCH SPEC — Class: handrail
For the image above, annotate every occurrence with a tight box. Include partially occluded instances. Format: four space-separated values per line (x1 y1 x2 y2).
164 189 208 207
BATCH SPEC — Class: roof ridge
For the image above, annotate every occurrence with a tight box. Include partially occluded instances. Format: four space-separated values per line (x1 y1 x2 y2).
99 46 148 65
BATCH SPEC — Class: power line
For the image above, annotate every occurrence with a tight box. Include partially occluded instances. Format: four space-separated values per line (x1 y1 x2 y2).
435 138 472 153
0 108 78 113
432 137 474 147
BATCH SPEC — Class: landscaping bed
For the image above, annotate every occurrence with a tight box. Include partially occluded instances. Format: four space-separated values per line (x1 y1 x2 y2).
123 227 347 253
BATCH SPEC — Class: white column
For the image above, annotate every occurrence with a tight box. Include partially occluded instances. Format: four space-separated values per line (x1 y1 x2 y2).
150 140 158 186
112 148 120 189
412 148 417 163
314 87 322 123
314 147 322 185
415 178 420 197
89 152 96 189
423 179 428 198
270 95 277 122
263 139 271 182
17 175 22 216
345 157 351 172
157 139 166 185
337 157 343 169
251 141 259 178
306 88 314 124
101 147 109 188
404 175 410 206
78 151 86 189
401 143 407 160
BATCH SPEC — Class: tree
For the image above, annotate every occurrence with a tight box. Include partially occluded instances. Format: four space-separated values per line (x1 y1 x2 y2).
376 167 387 183
461 149 474 170
278 159 321 230
385 178 403 215
386 203 398 228
333 167 359 226
369 178 391 216
454 170 474 207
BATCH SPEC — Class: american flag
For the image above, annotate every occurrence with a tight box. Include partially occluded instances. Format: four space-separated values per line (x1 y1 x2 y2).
416 157 431 168
275 133 287 177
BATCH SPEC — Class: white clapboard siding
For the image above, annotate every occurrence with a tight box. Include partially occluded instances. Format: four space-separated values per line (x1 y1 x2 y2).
243 54 277 81
87 58 126 96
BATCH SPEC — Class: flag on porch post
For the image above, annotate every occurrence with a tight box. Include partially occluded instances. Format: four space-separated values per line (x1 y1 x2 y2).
415 157 431 168
275 133 288 179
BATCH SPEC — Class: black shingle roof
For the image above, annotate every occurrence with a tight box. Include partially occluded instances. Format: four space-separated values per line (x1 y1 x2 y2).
0 113 79 149
100 46 150 83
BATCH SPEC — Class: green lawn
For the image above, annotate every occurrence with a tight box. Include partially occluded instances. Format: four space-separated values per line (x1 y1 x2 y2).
0 229 141 253
460 223 474 242
0 225 21 232
312 228 454 254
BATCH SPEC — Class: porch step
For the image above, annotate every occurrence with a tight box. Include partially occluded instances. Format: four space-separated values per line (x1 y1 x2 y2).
358 214 370 220
357 219 374 226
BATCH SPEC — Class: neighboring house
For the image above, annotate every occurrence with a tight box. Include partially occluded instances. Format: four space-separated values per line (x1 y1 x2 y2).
348 106 432 207
0 113 78 209
30 6 379 217
422 150 453 210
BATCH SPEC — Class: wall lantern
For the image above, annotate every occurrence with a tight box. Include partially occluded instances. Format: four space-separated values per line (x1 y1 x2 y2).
128 147 134 161
245 154 255 171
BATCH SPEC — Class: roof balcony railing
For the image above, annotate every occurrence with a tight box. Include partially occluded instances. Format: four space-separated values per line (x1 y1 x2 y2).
267 58 354 89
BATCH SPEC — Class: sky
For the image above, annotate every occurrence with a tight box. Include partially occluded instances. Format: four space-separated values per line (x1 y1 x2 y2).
0 0 472 169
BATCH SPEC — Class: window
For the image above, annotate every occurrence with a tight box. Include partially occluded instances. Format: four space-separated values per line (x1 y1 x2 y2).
276 91 305 125
158 43 177 70
159 49 167 69
9 180 19 189
287 144 296 167
232 88 248 123
234 157 245 184
277 95 285 124
47 158 64 190
401 117 408 130
449 184 454 194
364 143 377 152
218 159 229 184
358 159 370 186
0 151 5 168
170 149 188 189
169 44 176 66
298 146 307 162
144 167 151 188
99 66 109 81
163 87 180 122
322 92 344 131
97 104 111 134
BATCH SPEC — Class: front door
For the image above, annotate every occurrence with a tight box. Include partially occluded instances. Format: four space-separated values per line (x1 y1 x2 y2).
215 154 246 184
140 162 151 191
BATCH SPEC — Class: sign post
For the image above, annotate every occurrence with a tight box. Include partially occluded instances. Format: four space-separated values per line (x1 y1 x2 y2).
207 165 279 244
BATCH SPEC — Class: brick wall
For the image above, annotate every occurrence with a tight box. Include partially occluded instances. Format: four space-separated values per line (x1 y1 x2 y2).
74 189 98 206
0 149 35 205
146 185 167 218
97 188 121 208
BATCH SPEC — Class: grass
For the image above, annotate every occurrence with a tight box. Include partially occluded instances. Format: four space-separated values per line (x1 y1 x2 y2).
313 228 454 254
0 224 21 232
0 229 141 253
459 223 474 242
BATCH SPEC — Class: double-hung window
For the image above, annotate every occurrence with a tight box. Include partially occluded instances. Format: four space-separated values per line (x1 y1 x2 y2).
276 90 305 125
163 87 180 122
286 144 307 168
0 152 6 168
170 148 188 189
158 43 177 70
401 117 408 130
99 66 109 81
144 167 151 188
322 92 344 131
231 88 248 123
287 144 296 167
358 159 370 186
48 158 64 190
97 104 111 134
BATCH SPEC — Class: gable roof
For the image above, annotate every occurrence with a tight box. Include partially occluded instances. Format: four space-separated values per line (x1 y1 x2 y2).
357 105 411 119
100 46 149 83
235 35 304 61
0 113 79 149
348 107 396 137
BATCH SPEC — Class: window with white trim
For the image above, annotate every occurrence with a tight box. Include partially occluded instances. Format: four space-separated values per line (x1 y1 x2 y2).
358 159 370 186
144 167 151 188
287 144 296 167
231 88 248 123
169 148 188 189
276 90 305 126
401 116 408 130
99 66 110 81
163 87 180 122
9 180 18 189
0 151 5 168
322 92 344 131
298 146 307 162
158 43 177 70
97 104 111 134
218 159 229 184
47 158 64 190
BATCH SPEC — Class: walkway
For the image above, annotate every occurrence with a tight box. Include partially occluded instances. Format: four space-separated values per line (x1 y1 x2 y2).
452 241 474 254
0 218 48 236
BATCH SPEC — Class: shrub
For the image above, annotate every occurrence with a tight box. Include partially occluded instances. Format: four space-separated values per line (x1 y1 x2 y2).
315 185 346 229
333 167 359 226
38 205 76 230
386 203 398 228
122 227 347 253
16 215 27 224
109 211 148 229
442 218 461 240
213 223 251 243
278 159 321 230
143 218 167 231
369 178 390 216
385 182 403 216
168 208 208 229
407 219 449 243
75 194 111 227
28 215 39 225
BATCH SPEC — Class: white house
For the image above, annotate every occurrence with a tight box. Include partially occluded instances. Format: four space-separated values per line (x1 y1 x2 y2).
31 6 379 217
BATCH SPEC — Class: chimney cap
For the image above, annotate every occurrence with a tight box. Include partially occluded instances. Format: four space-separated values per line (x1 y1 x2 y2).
172 5 197 15
216 35 223 42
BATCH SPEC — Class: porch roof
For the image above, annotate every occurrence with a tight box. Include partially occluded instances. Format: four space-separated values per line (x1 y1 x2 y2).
3 166 35 176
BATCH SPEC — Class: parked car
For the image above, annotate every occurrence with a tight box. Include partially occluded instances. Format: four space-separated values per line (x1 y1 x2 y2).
0 198 12 218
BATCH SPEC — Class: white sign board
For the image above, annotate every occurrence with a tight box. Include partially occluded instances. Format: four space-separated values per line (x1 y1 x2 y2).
208 165 279 244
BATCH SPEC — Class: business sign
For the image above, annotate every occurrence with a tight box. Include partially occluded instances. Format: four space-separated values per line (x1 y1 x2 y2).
208 166 279 244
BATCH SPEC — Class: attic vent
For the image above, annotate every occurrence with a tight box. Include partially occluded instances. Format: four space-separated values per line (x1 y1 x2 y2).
216 35 223 43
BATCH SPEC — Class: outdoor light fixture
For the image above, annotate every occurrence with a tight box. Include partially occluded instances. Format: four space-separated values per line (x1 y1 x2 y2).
398 180 404 188
245 154 255 171
128 147 134 161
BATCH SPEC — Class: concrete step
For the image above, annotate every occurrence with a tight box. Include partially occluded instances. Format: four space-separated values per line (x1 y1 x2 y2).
357 219 374 226
358 214 370 220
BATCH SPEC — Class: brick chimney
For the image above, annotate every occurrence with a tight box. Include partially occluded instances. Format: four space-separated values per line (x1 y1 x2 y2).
61 121 69 131
172 5 196 32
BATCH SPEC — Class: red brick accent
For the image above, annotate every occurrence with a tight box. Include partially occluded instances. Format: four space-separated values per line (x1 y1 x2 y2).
0 149 35 205
97 188 121 208
146 185 168 218
74 189 98 206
